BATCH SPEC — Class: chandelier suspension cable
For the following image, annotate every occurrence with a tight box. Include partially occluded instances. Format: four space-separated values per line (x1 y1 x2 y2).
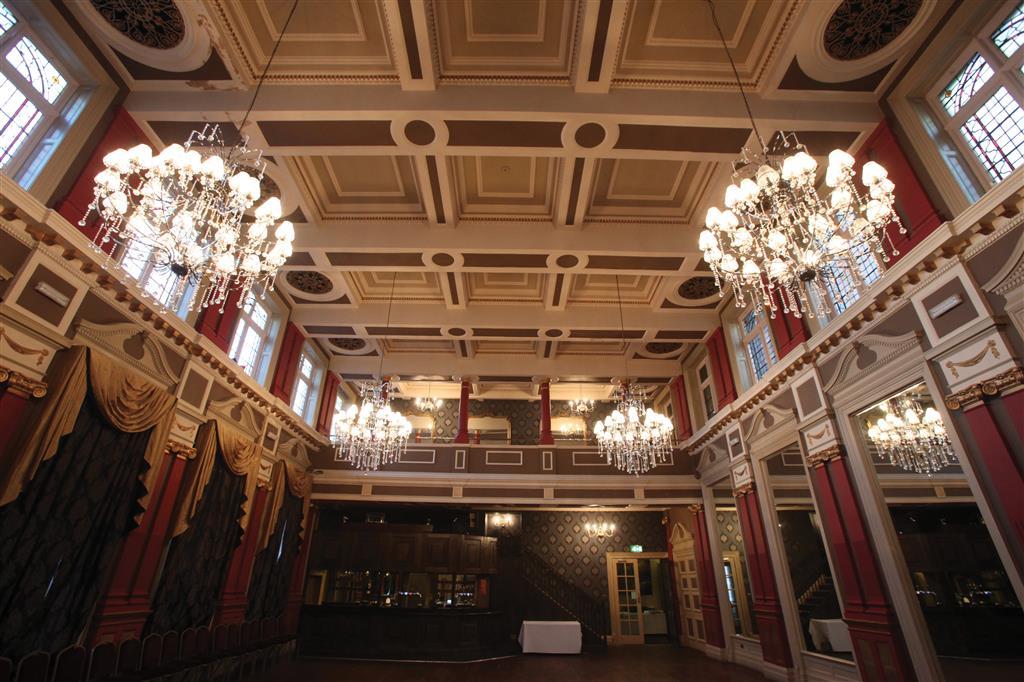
706 0 765 150
377 272 398 380
614 274 629 382
238 0 300 136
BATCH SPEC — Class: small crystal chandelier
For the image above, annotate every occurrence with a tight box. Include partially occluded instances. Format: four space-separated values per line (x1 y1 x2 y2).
83 0 300 312
698 0 904 319
867 397 956 474
584 521 616 539
592 276 674 475
568 388 594 416
332 273 412 471
414 383 444 413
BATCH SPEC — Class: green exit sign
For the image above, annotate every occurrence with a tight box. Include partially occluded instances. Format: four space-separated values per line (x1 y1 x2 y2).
629 544 644 553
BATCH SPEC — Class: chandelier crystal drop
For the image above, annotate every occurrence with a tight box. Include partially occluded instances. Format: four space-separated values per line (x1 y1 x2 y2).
593 384 674 476
867 397 957 475
84 125 294 311
332 379 413 472
699 139 903 318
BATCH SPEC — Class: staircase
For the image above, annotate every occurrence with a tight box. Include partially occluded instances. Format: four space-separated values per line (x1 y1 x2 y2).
516 549 609 648
797 574 842 650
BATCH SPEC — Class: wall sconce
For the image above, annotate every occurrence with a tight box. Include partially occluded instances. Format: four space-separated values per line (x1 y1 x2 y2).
490 513 514 530
584 521 616 539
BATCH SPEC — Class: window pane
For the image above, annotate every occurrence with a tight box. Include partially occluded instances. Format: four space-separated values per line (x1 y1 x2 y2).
299 355 313 379
961 87 1024 181
251 299 269 327
992 3 1024 58
823 266 860 314
742 311 758 334
762 327 778 365
854 243 882 285
5 37 67 104
940 54 994 116
143 265 180 305
0 73 40 167
747 336 770 381
236 328 262 375
0 2 15 35
291 380 309 416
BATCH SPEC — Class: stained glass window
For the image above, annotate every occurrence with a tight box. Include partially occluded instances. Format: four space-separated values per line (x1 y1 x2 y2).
992 2 1024 57
5 37 66 104
0 2 15 34
961 87 1024 181
940 54 994 116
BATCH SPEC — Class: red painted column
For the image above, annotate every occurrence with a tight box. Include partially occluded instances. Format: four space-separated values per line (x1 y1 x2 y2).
855 119 944 263
270 322 305 404
960 401 1024 551
808 449 916 682
213 486 270 625
89 443 192 644
315 372 341 436
284 506 318 634
539 380 554 445
195 288 243 354
689 504 726 648
454 379 471 444
56 107 147 243
668 375 693 441
733 485 793 669
705 327 737 410
768 310 809 359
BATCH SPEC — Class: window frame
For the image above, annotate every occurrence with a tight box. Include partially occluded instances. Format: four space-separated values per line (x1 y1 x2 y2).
697 358 717 422
228 293 281 385
738 307 778 384
0 0 77 176
290 343 324 425
927 2 1024 185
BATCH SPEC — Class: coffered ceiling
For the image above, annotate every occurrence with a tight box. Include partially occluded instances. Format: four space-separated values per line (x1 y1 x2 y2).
66 0 947 398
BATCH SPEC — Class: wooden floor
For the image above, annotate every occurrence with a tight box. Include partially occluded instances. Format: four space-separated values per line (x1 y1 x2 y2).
251 645 766 681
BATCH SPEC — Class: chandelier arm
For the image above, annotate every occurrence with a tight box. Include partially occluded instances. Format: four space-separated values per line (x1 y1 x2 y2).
238 0 300 135
705 0 766 151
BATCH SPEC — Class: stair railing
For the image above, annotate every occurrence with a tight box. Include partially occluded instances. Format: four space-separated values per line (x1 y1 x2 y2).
519 549 609 641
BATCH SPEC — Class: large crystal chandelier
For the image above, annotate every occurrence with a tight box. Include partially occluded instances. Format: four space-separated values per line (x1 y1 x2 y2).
592 276 674 475
698 1 903 319
83 0 300 312
331 273 412 471
867 396 956 475
332 378 412 472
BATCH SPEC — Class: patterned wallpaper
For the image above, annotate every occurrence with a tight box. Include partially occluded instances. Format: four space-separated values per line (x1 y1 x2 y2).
521 511 667 606
715 510 745 553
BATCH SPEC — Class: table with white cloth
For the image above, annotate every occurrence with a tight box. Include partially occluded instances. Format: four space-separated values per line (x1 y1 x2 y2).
518 620 582 654
809 618 853 653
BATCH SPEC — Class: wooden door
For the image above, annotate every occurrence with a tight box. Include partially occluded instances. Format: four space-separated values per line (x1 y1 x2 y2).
611 558 644 644
670 523 705 646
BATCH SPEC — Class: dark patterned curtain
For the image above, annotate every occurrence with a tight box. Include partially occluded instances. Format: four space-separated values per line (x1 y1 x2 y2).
245 490 303 621
147 453 245 633
0 395 152 660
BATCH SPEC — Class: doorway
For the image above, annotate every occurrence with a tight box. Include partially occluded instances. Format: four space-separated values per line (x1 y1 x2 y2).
606 551 675 644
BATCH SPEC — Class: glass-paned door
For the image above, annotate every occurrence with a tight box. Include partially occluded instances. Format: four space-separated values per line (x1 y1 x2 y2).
613 558 644 643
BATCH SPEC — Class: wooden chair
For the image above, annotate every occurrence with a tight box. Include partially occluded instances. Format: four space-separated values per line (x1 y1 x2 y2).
86 642 116 681
51 645 86 682
115 639 141 676
13 652 48 682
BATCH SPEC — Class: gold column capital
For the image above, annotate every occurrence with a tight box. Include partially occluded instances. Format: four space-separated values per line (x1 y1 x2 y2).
945 365 1024 410
0 366 47 399
806 444 844 468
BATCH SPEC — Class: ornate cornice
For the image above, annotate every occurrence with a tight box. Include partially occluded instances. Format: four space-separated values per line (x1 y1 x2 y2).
945 366 1024 410
164 440 197 460
0 366 47 399
806 445 844 468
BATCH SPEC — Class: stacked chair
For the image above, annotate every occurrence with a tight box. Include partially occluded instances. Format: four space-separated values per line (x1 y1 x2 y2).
0 617 296 682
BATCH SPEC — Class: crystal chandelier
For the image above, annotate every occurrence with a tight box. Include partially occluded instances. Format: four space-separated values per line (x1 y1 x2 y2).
867 397 956 474
332 378 412 472
568 396 594 416
698 1 904 319
592 276 674 475
584 521 616 539
414 383 444 413
84 0 300 312
332 273 412 471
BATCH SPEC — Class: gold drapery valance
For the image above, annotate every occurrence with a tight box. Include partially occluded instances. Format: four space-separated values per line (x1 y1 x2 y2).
170 419 262 538
0 346 177 511
255 459 313 550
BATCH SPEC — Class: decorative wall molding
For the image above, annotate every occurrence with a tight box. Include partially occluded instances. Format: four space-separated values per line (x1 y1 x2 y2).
0 324 51 368
945 339 1000 379
208 396 264 441
73 320 183 388
822 331 923 394
944 365 1024 410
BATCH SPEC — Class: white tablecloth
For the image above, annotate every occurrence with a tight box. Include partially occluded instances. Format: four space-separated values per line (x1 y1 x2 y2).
518 620 582 654
809 618 853 653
